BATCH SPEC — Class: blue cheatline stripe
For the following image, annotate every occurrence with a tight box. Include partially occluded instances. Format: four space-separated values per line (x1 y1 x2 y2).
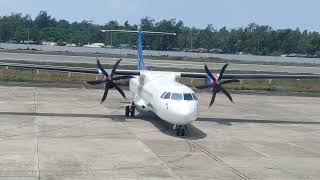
137 30 147 70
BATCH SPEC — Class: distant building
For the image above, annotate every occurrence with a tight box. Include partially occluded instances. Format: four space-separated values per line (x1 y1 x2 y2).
20 40 35 44
209 49 224 54
83 43 105 48
65 43 78 47
42 41 57 46
196 48 209 53
118 44 129 49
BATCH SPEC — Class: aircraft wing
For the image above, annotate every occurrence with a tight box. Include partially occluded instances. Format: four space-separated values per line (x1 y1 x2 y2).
180 67 320 108
1 62 320 79
0 62 140 76
180 72 320 79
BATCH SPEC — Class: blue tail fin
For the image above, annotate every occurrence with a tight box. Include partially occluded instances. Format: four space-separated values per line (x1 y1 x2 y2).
137 30 147 70
205 74 213 90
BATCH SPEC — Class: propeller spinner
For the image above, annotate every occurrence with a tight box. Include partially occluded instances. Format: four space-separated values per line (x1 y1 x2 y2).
87 58 134 103
202 64 240 108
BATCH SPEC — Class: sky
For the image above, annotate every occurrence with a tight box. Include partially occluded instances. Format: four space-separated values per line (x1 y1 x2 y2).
0 0 319 31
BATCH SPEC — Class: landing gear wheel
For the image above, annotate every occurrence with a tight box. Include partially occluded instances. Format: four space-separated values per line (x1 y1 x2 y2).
175 125 186 136
175 129 180 136
125 106 130 117
180 128 185 136
130 104 135 117
125 103 135 117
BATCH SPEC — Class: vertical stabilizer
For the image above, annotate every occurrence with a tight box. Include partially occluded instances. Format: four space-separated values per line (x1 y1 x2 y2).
101 29 175 70
137 30 147 70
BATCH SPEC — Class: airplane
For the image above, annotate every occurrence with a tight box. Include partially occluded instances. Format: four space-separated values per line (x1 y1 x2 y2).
1 30 320 136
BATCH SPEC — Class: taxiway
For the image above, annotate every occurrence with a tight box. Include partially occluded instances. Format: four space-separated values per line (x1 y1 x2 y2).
0 85 319 179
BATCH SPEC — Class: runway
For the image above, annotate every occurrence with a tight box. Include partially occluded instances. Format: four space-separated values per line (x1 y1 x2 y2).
1 52 320 74
0 85 319 179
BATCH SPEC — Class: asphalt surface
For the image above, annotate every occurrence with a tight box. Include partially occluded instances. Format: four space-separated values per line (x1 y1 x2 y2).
0 85 319 179
1 52 320 74
1 43 320 65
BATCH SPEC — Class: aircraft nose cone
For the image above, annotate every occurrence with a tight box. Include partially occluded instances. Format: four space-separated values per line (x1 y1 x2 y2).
169 101 198 125
177 108 194 118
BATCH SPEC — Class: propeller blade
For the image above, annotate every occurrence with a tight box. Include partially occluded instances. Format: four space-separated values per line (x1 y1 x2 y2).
218 64 229 80
113 75 134 81
221 87 234 103
113 83 126 99
87 80 106 85
204 64 216 81
97 58 109 78
209 91 217 108
101 87 109 104
221 79 240 85
111 59 122 79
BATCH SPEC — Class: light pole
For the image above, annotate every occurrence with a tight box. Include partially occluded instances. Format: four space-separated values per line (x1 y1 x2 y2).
27 23 30 44
110 32 113 47
190 30 193 50
27 17 31 45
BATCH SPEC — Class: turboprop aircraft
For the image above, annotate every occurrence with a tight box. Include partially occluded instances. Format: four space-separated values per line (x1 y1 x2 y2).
1 30 320 136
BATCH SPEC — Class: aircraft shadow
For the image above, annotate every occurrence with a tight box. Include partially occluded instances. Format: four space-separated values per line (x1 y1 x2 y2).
130 113 207 140
197 117 320 126
0 111 114 119
0 111 207 140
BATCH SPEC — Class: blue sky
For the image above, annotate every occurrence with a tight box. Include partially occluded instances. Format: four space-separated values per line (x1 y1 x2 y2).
0 0 319 31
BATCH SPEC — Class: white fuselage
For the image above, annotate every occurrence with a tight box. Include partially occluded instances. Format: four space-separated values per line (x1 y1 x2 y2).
129 71 199 125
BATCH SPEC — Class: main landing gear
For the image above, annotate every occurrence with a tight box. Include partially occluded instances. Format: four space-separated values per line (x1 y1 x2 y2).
173 125 187 136
125 102 135 117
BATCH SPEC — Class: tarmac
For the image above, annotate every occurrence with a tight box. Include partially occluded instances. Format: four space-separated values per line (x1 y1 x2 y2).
0 85 319 179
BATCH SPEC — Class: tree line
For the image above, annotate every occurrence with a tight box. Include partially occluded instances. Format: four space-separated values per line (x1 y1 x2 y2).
0 11 320 56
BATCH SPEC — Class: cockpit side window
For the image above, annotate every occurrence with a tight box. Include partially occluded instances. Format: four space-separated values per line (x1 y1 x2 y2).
163 92 171 99
192 93 198 100
171 93 183 101
160 92 167 98
183 93 193 101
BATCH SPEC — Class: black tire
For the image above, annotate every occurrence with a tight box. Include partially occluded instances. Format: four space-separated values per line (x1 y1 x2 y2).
176 129 180 136
130 106 135 117
125 106 130 117
181 129 185 136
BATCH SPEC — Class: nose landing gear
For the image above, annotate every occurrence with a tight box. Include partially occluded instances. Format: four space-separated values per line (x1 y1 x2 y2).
125 102 135 117
173 125 187 136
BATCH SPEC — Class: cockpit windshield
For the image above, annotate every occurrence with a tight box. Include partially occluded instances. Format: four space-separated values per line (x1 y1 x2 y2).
171 93 183 100
161 92 197 101
163 92 171 99
183 93 193 101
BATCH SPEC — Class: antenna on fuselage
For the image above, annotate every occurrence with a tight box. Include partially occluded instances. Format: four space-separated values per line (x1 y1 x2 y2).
101 29 176 70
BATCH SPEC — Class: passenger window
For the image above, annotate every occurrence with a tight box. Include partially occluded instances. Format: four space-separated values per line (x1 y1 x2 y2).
163 92 171 99
184 93 193 101
192 93 198 100
171 93 183 101
160 92 167 98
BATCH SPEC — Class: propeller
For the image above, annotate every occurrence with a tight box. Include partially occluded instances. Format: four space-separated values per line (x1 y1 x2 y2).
87 58 134 103
202 64 240 108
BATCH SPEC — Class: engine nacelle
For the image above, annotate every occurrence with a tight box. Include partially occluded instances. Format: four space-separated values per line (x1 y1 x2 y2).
133 95 152 112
